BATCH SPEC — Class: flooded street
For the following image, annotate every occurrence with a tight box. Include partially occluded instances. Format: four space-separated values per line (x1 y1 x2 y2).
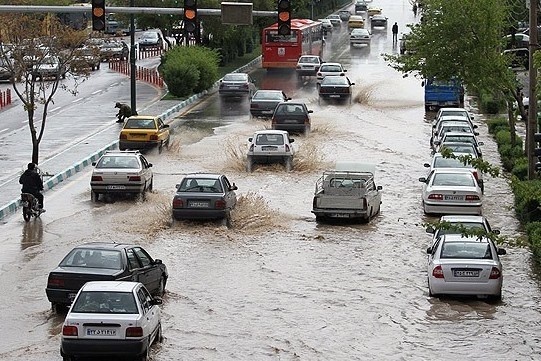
2 1 541 360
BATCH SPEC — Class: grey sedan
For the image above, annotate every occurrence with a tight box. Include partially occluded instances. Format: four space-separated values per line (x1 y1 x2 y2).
250 90 290 118
218 72 256 98
172 173 238 225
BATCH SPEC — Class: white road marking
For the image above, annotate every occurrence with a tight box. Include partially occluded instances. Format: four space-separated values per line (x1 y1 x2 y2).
91 90 101 95
0 128 8 134
72 98 83 103
50 107 61 112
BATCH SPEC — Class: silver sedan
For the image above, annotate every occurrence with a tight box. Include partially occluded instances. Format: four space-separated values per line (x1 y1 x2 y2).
419 169 483 216
427 234 506 300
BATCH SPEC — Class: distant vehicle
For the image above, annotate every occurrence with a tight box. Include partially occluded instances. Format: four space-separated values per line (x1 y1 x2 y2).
355 0 368 13
318 75 355 104
503 47 529 70
370 14 388 28
431 120 478 149
350 28 372 46
60 281 163 361
434 107 475 123
32 55 66 80
426 234 506 300
172 173 238 225
312 162 383 223
250 90 290 118
503 33 529 49
271 101 313 134
316 62 347 85
99 41 129 61
426 215 500 246
318 19 334 34
419 169 483 216
422 78 464 111
348 15 365 29
434 131 484 157
326 14 343 26
295 55 324 77
71 46 101 71
367 6 382 17
262 19 324 69
138 31 164 51
46 242 168 312
339 10 351 21
90 150 154 202
246 130 295 172
219 72 256 98
0 57 13 82
119 116 170 153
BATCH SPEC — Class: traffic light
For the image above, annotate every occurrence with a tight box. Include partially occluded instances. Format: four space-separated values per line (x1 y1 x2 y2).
184 0 198 34
535 133 541 171
277 0 291 36
91 0 106 32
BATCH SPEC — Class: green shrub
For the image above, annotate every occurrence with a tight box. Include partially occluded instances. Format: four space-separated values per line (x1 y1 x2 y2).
527 222 541 263
512 179 541 223
487 118 509 134
161 59 200 97
512 157 529 180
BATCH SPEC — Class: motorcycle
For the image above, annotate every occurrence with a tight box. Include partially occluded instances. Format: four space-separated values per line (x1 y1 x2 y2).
21 192 44 222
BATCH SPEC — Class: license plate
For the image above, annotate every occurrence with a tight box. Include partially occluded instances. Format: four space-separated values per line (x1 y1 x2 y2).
68 293 77 302
106 185 126 190
189 201 209 208
329 95 341 98
331 214 350 218
86 328 117 336
262 110 274 114
444 195 464 201
453 270 479 277
283 119 301 124
262 146 277 151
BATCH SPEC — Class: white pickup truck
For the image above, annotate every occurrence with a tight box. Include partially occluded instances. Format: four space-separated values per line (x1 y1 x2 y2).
311 163 383 223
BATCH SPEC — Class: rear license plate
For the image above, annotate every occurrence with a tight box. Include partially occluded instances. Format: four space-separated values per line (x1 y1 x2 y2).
262 146 277 151
130 133 146 137
86 328 117 336
283 119 301 124
189 201 209 208
329 95 341 98
453 270 479 277
331 214 350 218
444 195 464 201
106 185 126 190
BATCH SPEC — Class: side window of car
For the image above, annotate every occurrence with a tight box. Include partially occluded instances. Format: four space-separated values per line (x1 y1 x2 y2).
137 288 150 314
126 249 142 270
223 176 232 191
134 247 152 267
158 119 165 129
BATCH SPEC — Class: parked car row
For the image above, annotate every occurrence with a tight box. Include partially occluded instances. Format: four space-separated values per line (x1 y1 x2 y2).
419 107 507 301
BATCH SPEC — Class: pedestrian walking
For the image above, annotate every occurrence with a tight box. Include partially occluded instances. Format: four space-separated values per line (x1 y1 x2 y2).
392 22 399 43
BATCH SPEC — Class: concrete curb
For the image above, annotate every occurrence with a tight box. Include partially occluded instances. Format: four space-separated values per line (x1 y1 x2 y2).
0 56 262 221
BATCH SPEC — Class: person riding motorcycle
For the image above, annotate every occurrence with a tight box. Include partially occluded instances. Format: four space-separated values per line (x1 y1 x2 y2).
19 163 45 211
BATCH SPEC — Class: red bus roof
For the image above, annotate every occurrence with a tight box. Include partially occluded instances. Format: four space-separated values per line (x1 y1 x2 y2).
264 18 321 31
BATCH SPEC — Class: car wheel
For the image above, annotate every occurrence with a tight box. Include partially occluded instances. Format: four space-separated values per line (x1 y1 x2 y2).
138 344 150 361
91 191 99 202
246 156 253 173
424 105 431 112
52 302 68 314
284 157 293 172
155 322 164 344
315 215 324 222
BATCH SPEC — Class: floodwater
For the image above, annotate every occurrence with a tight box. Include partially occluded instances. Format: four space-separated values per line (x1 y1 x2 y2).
2 2 541 361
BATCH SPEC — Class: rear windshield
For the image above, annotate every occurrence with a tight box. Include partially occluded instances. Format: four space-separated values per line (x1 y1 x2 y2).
96 156 139 169
60 249 122 270
124 118 156 129
440 242 492 259
178 178 223 193
433 157 469 169
71 291 138 314
432 172 475 187
256 133 284 145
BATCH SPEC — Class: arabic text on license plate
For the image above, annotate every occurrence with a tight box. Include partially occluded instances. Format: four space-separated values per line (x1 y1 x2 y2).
444 195 464 201
262 146 277 151
331 214 350 218
454 270 479 277
87 328 117 336
189 201 209 208
106 185 126 190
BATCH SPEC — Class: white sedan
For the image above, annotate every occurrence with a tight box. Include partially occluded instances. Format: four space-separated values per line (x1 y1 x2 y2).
350 28 372 46
425 215 500 246
427 234 507 300
419 169 483 215
61 281 163 361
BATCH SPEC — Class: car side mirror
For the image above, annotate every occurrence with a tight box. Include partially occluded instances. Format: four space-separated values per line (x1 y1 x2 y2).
290 138 295 143
154 258 163 264
377 185 382 190
494 229 500 235
473 124 478 128
432 124 436 128
248 137 253 142
230 183 238 191
474 132 479 136
419 177 427 183
286 97 292 101
92 162 97 166
150 297 163 305
426 226 435 234
308 110 314 113
478 141 484 146
497 248 507 255
163 124 170 128
175 183 180 189
426 247 432 254
424 163 430 168
148 163 153 168
351 82 356 85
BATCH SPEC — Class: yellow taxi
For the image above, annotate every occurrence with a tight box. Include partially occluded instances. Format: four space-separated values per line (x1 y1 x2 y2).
367 6 382 17
348 15 365 29
119 115 170 153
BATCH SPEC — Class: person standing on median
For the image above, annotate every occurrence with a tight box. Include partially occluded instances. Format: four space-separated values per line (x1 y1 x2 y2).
392 22 399 43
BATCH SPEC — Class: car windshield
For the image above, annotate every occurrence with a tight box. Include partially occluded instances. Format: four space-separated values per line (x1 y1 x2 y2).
437 222 486 236
322 76 348 85
440 125 472 133
432 172 476 187
440 241 492 259
443 135 476 144
60 249 122 270
253 92 283 100
433 157 470 169
441 144 476 154
256 133 284 145
96 155 139 169
124 118 156 129
439 111 468 118
299 57 319 64
275 104 306 115
321 65 342 72
178 178 223 193
223 73 247 82
141 33 158 40
103 43 121 49
71 291 138 314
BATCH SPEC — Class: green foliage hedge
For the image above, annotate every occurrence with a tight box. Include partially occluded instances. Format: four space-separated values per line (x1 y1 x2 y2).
160 46 220 97
526 222 541 261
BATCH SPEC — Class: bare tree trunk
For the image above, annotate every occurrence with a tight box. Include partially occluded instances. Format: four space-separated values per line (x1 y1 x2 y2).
507 99 517 147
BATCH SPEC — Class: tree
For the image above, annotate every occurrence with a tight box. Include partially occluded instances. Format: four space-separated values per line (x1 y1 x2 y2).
383 0 525 146
0 14 90 165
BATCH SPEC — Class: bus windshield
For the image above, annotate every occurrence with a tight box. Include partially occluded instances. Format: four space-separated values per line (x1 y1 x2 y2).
265 30 299 44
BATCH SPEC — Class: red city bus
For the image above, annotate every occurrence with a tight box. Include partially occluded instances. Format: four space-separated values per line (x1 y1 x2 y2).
262 19 325 69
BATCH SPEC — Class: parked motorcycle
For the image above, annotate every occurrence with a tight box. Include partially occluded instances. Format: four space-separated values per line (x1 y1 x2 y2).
20 192 44 222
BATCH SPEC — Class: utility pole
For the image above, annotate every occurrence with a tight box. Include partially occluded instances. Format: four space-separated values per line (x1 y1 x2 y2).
527 0 538 179
130 0 136 113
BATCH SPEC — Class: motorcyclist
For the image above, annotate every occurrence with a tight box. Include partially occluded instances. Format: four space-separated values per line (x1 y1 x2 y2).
19 163 45 211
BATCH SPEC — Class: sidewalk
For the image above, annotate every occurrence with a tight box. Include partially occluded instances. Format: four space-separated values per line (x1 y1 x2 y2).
0 56 261 221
